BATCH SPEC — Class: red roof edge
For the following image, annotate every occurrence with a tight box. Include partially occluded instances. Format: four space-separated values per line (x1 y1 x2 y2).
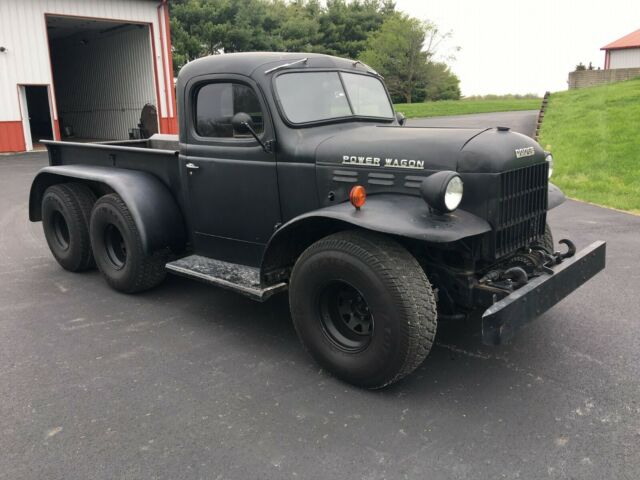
601 28 640 50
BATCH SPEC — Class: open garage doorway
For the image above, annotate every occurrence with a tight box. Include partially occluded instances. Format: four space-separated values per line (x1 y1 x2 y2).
46 15 159 142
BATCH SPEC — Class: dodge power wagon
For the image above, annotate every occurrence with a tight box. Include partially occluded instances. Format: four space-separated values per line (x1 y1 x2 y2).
29 52 606 388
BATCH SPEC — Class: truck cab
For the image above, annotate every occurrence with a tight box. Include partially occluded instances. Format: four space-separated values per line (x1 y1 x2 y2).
29 52 605 388
176 53 404 266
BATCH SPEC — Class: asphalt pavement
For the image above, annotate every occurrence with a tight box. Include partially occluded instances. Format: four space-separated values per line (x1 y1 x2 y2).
1 147 638 479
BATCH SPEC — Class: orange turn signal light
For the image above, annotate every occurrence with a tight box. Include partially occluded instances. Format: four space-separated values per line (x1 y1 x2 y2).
349 185 367 209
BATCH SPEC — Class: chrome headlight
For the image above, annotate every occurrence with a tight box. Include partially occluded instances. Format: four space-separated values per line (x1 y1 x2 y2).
545 152 554 179
444 175 464 211
420 171 464 213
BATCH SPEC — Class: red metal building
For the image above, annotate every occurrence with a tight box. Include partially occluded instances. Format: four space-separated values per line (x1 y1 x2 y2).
0 0 177 153
601 29 640 70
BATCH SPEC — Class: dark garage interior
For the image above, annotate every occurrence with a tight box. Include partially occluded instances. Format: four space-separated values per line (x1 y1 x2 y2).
46 15 158 141
24 86 54 144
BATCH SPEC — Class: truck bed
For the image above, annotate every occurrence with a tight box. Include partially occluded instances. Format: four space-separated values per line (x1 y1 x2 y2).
42 134 181 193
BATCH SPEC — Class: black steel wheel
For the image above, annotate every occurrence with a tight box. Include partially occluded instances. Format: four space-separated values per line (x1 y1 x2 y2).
289 230 437 389
90 193 167 293
51 210 70 250
41 183 96 271
103 223 127 270
319 281 374 352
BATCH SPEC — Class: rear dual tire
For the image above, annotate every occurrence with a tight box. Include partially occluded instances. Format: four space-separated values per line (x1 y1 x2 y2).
41 183 96 272
89 194 167 293
42 185 166 293
289 231 437 389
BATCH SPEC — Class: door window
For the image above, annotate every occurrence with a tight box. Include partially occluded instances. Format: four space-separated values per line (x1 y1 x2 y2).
195 83 264 138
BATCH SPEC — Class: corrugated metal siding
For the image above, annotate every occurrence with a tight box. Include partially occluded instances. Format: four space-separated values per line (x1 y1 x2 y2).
609 48 640 69
0 0 169 128
51 26 156 139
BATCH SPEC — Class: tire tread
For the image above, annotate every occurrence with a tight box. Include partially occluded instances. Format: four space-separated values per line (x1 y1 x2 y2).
43 183 96 271
541 223 554 252
92 194 166 293
291 230 437 388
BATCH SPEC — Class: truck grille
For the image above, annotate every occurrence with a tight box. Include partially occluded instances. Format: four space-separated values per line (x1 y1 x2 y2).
495 162 549 258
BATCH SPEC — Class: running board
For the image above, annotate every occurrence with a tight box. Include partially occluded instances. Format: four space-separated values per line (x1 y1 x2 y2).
165 255 287 302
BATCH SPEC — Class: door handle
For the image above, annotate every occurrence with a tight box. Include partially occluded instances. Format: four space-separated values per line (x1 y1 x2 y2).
185 162 200 170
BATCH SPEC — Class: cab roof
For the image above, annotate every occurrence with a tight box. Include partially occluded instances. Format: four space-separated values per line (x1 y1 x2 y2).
178 52 375 80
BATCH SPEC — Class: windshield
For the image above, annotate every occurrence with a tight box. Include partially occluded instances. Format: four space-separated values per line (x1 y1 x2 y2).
274 71 394 124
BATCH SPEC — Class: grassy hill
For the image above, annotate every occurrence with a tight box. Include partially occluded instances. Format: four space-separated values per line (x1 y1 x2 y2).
538 78 640 213
394 98 541 118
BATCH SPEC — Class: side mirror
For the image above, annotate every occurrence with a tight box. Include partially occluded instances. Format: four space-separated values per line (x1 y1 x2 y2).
231 112 254 134
230 112 272 153
395 111 406 126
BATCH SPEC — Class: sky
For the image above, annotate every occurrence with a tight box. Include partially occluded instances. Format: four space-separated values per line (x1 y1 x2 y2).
394 0 640 96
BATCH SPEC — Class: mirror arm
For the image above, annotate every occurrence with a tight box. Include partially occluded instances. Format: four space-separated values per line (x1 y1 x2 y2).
241 122 273 153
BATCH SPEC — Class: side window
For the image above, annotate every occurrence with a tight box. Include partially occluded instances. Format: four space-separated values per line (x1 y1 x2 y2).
195 82 264 138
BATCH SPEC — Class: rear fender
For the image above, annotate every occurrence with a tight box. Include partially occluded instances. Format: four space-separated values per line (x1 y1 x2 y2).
29 165 187 254
260 194 491 282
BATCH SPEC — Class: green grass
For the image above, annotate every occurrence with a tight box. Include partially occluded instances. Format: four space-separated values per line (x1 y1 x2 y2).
394 98 541 118
538 78 640 214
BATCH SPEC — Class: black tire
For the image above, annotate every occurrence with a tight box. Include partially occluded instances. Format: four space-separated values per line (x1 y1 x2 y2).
289 230 437 389
539 222 554 252
89 193 167 293
41 183 96 272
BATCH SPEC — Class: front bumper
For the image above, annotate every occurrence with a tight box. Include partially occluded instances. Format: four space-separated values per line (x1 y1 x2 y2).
481 241 606 345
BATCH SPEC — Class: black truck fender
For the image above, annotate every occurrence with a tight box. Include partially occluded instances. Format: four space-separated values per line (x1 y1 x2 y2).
548 182 566 210
29 165 187 255
260 193 491 282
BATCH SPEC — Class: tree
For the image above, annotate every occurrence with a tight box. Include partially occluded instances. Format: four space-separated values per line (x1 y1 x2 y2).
168 0 460 102
423 62 461 101
359 14 457 103
169 0 397 75
318 0 396 59
170 0 288 58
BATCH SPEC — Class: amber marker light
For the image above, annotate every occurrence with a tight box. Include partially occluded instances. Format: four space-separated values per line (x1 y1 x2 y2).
349 185 367 210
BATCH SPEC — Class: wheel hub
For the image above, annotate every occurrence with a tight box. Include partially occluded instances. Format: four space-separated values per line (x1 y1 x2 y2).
104 224 127 269
51 211 70 250
319 281 373 352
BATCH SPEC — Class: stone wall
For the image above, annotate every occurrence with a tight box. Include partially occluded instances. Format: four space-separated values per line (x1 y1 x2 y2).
568 68 640 89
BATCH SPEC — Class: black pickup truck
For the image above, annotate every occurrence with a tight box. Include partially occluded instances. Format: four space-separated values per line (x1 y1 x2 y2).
30 52 605 388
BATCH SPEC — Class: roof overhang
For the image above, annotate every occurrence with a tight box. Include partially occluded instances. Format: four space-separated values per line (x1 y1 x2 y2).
601 28 640 51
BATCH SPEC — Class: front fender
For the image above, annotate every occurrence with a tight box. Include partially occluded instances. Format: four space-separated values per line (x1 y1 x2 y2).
260 194 491 281
29 165 186 254
548 182 566 210
287 194 492 243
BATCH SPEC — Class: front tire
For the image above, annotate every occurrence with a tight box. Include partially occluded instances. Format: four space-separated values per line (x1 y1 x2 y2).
41 183 96 272
90 194 166 293
542 223 554 252
289 231 437 389
535 222 554 252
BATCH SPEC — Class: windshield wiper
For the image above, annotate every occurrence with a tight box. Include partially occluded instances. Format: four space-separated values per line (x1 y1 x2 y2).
265 57 308 74
350 59 382 78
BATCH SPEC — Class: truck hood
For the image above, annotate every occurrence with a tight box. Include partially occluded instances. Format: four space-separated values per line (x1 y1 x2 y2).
313 124 548 224
315 125 545 174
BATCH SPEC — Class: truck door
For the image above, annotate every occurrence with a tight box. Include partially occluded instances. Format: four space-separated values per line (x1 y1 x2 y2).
183 76 280 267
